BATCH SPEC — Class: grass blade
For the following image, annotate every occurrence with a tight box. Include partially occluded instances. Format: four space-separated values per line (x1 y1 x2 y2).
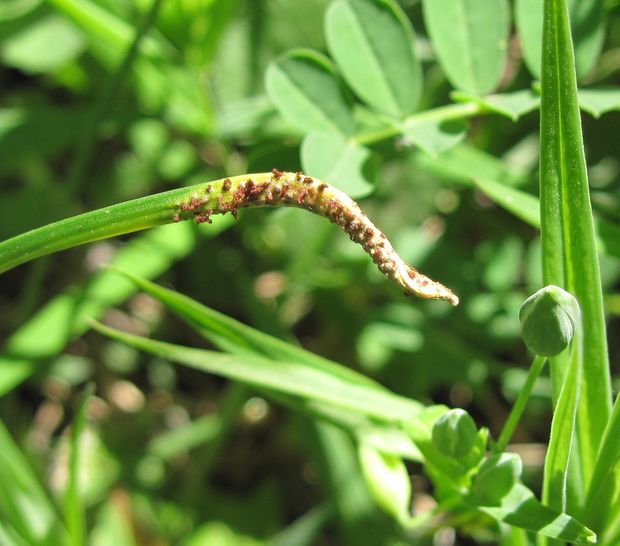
542 340 582 512
0 172 459 305
539 0 611 494
113 269 425 461
92 322 423 422
108 266 382 388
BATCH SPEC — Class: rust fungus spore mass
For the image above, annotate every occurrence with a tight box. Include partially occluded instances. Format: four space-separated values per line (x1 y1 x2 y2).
174 171 458 305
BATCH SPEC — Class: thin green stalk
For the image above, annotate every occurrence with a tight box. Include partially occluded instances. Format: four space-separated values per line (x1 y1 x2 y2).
494 355 547 454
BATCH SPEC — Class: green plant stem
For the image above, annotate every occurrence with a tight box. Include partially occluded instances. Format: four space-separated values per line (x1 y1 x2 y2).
494 355 547 454
354 102 482 145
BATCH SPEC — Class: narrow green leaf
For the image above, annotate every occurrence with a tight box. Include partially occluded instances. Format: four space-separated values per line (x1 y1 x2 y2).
265 49 355 135
112 269 426 462
93 322 424 423
542 338 582 512
421 0 510 95
578 88 620 118
539 0 611 491
109 267 381 389
325 0 422 117
473 484 596 544
0 420 68 545
516 0 606 80
471 177 540 227
301 131 373 197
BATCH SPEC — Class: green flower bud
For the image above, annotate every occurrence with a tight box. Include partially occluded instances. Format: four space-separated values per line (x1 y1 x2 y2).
472 453 522 505
432 409 477 458
358 444 411 523
519 285 579 357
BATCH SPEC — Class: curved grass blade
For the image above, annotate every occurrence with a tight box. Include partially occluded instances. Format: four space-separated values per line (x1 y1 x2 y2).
108 266 382 389
542 338 582 513
111 268 425 461
92 322 423 422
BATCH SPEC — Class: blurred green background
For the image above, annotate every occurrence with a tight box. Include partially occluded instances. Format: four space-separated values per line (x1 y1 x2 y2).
0 0 619 544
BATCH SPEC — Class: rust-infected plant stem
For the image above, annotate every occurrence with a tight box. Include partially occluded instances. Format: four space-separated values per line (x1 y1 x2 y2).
0 170 458 305
177 169 458 305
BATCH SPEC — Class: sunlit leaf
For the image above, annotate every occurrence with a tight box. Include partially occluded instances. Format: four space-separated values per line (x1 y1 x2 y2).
266 49 355 135
325 0 422 117
422 0 510 95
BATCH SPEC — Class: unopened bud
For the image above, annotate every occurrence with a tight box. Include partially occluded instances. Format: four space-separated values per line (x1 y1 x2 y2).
432 409 477 458
519 285 579 357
